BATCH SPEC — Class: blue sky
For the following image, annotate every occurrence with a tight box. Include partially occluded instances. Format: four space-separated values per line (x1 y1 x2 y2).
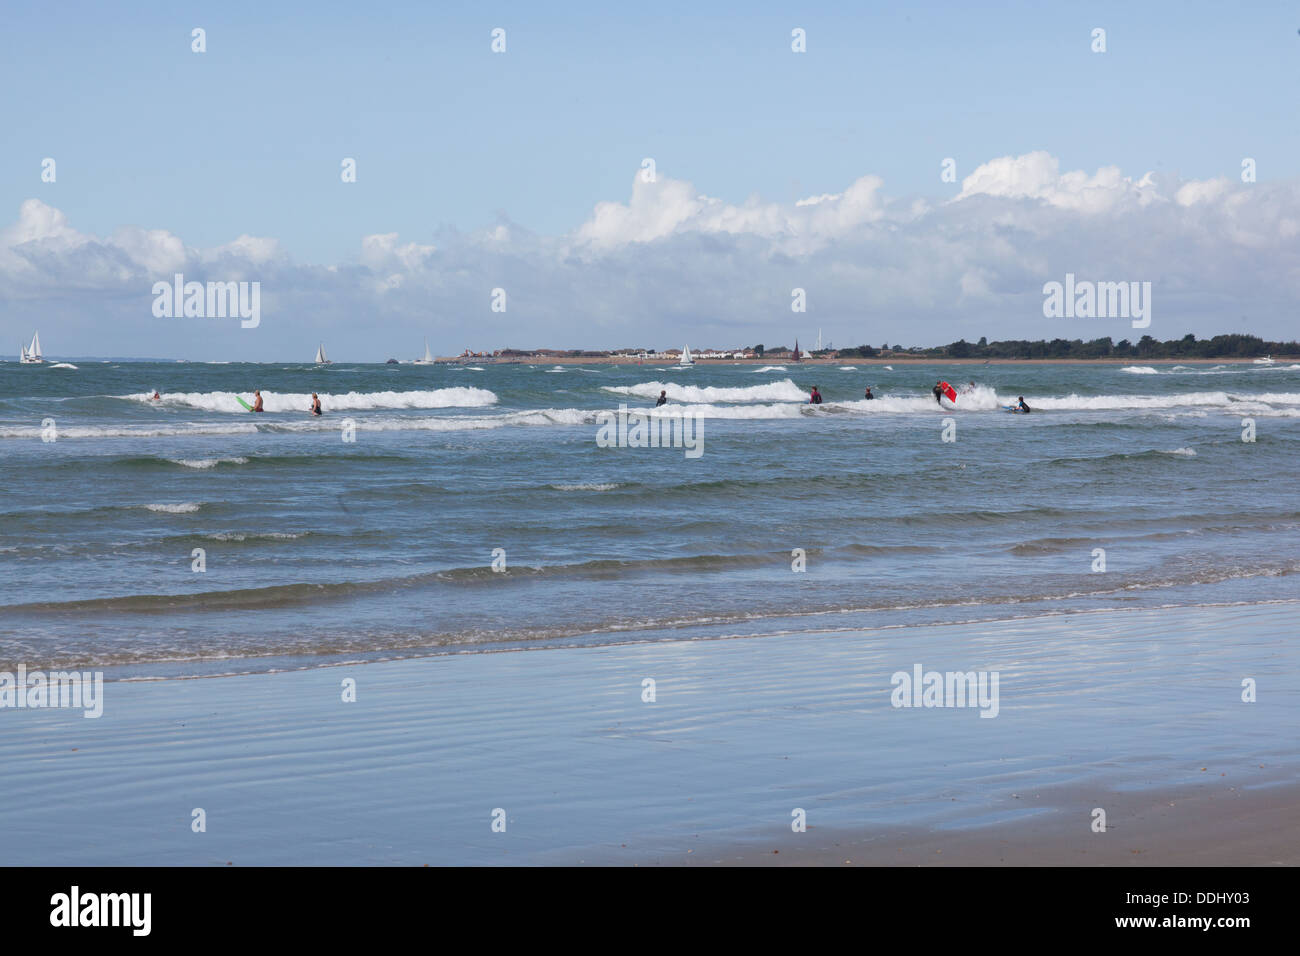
2 1 1298 358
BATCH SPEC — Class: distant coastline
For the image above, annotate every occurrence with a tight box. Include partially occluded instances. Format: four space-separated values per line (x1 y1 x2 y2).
434 355 1300 366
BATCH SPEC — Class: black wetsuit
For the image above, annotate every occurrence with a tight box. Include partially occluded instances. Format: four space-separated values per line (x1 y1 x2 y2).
655 395 667 407
1018 400 1031 414
311 401 321 416
933 385 944 405
810 392 822 404
864 390 874 400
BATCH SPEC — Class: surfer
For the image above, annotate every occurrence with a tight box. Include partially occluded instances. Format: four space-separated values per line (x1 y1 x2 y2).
655 390 668 407
151 390 160 400
933 383 944 405
251 390 264 413
310 392 322 416
1017 395 1031 413
864 387 874 400
809 386 823 405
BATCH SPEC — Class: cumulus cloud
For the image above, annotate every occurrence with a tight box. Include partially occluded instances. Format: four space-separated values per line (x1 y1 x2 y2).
574 171 887 250
954 150 1163 212
2 153 1298 357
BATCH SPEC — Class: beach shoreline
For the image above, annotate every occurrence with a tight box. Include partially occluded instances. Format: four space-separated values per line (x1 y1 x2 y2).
2 602 1294 866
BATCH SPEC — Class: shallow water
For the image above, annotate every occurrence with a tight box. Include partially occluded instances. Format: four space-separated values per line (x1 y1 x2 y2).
2 359 1297 677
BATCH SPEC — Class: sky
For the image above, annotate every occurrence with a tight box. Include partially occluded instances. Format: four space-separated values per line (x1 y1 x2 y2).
2 0 1299 360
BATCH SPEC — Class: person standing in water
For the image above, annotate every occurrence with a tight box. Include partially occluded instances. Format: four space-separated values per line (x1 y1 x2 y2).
864 387 874 400
309 393 322 416
809 386 823 404
655 390 668 407
251 390 264 413
932 383 944 406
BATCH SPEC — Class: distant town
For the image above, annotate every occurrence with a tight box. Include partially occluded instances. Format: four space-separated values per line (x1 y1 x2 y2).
440 333 1298 364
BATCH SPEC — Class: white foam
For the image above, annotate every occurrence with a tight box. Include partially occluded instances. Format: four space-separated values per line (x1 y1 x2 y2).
550 482 620 491
1121 366 1160 374
125 388 498 413
1164 447 1197 457
604 378 809 403
0 423 261 439
752 365 787 372
143 502 201 513
207 531 302 541
169 457 249 469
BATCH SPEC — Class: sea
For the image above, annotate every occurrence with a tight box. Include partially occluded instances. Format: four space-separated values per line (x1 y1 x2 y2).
2 359 1297 679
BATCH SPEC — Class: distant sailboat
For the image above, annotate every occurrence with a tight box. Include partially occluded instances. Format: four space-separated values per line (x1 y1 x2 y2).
20 331 43 364
792 338 802 363
677 344 695 367
1253 355 1275 365
314 343 331 365
414 338 435 365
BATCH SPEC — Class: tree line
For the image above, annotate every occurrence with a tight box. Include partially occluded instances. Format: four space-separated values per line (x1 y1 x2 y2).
831 334 1296 360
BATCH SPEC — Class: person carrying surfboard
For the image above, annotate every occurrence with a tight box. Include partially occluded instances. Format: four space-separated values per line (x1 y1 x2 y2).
933 383 944 405
251 390 264 413
1017 395 1031 413
933 381 957 406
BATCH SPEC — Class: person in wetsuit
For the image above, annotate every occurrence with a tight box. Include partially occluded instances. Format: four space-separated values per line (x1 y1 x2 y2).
310 392 322 416
655 390 667 407
1017 395 1031 413
864 387 874 400
809 386 823 404
933 383 944 405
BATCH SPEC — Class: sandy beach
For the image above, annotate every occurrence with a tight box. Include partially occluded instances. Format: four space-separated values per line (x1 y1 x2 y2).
3 602 1294 866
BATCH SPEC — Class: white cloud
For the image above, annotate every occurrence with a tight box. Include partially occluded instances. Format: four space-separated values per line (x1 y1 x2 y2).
955 150 1163 212
3 153 1299 356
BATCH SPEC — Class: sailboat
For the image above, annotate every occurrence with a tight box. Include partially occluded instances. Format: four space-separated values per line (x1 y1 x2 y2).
414 338 435 365
314 343 332 365
792 338 802 363
1252 355 1275 365
20 331 43 364
677 344 695 367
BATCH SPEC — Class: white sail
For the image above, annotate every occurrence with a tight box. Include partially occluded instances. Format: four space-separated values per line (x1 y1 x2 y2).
415 337 435 364
315 343 327 364
678 344 694 366
21 331 43 363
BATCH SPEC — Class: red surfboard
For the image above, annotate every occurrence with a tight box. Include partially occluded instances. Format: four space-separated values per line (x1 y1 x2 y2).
939 381 957 402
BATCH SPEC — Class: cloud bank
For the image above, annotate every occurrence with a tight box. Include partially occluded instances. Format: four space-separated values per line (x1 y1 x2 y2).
3 151 1297 358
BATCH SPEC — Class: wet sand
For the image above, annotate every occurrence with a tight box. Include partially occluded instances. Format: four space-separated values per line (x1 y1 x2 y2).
1 603 1294 865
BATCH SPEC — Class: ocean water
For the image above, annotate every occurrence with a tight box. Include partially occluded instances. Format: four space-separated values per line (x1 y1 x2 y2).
2 359 1297 678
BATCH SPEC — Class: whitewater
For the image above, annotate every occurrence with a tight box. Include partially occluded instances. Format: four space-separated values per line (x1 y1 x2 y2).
2 358 1297 678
